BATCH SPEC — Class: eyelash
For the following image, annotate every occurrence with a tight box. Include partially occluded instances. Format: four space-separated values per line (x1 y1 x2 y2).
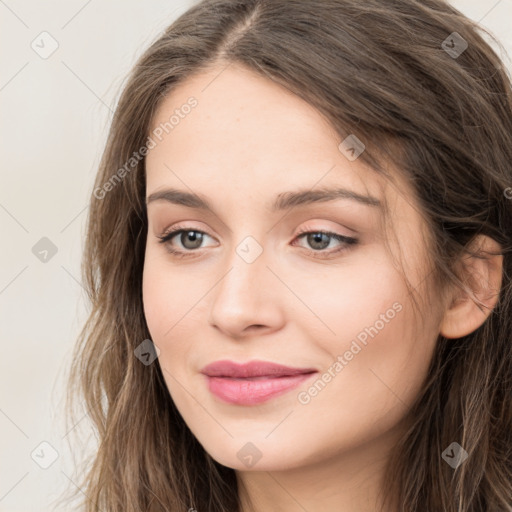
156 224 359 260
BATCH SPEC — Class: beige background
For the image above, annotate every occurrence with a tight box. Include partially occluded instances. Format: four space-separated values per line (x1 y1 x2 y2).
0 1 511 511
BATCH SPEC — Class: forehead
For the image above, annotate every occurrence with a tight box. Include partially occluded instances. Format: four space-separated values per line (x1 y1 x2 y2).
146 63 388 198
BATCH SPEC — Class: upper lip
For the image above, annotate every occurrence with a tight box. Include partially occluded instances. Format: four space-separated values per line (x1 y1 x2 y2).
200 359 317 378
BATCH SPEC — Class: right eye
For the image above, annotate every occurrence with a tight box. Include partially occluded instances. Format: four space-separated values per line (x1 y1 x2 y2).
157 226 217 257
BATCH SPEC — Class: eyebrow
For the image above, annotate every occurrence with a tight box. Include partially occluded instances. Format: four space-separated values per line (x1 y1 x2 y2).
146 186 382 212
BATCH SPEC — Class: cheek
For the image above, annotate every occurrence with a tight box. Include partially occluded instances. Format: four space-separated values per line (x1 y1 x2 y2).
141 250 209 389
288 247 404 341
142 249 199 338
142 259 166 338
294 247 436 409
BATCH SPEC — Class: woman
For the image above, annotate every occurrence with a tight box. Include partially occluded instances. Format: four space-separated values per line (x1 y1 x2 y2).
64 0 512 510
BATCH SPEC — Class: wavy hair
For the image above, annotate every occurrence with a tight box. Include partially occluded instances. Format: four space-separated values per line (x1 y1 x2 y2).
62 0 512 510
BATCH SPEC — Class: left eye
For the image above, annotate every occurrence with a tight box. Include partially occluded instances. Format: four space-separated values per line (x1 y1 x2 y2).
157 228 358 258
293 230 357 252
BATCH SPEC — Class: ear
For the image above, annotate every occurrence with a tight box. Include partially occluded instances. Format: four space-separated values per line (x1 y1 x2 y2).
440 235 503 339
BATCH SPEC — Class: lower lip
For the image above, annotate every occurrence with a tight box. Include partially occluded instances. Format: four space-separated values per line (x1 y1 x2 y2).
204 373 317 405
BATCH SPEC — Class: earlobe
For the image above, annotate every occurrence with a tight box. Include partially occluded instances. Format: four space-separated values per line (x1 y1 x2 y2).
439 235 503 339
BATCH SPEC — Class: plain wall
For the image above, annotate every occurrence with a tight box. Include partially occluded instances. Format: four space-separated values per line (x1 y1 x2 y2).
0 1 511 510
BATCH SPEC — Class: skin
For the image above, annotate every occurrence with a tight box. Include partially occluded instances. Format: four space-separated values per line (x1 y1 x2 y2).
142 62 502 512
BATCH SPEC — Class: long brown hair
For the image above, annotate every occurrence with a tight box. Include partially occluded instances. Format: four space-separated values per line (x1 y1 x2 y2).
62 0 512 510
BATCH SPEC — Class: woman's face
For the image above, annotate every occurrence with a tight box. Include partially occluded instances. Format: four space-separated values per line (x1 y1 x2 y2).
142 62 445 472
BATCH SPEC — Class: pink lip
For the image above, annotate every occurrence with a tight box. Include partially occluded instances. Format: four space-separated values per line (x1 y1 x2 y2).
200 360 318 405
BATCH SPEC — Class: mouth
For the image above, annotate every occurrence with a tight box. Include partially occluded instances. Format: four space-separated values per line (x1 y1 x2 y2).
200 360 318 405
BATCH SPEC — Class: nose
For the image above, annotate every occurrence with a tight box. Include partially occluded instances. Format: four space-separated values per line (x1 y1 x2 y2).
208 242 285 339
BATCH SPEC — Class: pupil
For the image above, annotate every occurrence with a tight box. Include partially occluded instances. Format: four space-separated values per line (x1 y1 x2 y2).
308 233 329 250
182 231 203 249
